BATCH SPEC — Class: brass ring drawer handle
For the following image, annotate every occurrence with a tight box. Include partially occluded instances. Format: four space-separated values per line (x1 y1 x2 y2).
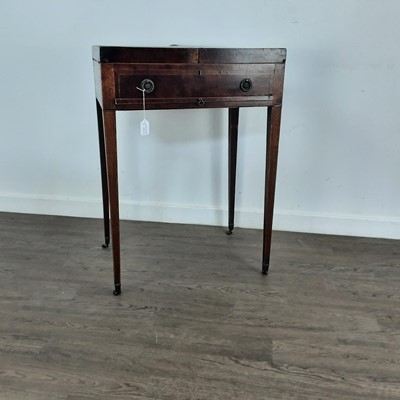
141 79 155 94
240 78 252 92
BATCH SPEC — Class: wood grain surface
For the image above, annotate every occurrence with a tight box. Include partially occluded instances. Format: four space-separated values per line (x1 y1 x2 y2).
0 212 399 399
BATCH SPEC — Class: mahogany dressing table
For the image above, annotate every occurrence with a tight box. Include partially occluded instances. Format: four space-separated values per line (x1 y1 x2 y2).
92 46 286 295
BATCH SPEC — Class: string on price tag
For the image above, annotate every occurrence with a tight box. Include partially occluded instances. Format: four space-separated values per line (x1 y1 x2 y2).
136 86 150 135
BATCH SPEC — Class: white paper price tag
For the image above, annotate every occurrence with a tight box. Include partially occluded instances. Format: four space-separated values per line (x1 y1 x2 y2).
136 86 150 136
140 119 150 135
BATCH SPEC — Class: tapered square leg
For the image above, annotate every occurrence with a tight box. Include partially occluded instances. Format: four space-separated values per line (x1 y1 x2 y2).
262 105 282 274
103 110 121 295
96 100 110 249
226 108 239 235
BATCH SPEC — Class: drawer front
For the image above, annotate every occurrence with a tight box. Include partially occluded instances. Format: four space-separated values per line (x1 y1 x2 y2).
114 64 278 109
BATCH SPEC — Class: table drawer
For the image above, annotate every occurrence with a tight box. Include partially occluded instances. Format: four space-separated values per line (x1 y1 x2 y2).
114 63 277 109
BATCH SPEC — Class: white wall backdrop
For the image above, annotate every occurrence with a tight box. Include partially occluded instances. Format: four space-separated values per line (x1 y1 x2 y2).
1 0 400 239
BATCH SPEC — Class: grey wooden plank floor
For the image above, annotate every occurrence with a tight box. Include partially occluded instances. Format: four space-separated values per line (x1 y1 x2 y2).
0 212 399 400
